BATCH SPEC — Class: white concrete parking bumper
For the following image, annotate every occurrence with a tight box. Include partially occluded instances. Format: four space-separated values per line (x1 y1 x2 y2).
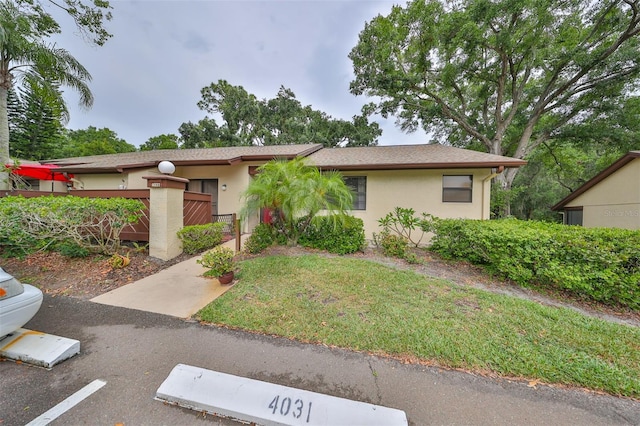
156 363 408 426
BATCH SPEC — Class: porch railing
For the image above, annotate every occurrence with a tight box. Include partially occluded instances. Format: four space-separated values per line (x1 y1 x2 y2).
213 213 236 234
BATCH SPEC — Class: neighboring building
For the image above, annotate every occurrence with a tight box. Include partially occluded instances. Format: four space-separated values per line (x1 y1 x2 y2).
22 143 526 239
552 151 640 229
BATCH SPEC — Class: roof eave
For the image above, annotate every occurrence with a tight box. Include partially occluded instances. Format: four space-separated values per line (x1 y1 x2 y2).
55 162 157 174
228 153 312 165
551 151 640 211
52 145 325 172
232 143 323 163
315 161 527 171
57 167 123 174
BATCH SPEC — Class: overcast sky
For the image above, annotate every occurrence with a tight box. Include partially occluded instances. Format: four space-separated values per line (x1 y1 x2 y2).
49 0 430 148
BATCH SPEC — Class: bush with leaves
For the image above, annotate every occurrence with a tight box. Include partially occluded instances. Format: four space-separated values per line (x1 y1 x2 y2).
430 218 640 310
241 158 354 245
55 241 91 258
377 207 435 247
0 195 144 255
298 215 365 254
198 246 236 277
0 200 42 257
374 207 435 262
243 223 279 254
374 230 409 259
177 222 225 255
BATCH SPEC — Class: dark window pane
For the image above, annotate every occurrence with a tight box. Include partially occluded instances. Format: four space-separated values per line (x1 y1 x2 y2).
443 175 472 189
443 188 472 202
566 209 583 226
344 176 366 210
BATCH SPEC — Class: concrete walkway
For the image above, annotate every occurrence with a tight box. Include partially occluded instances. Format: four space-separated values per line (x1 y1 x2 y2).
91 236 249 318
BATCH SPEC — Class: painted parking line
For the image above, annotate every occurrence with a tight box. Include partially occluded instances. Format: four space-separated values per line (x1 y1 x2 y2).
26 379 107 426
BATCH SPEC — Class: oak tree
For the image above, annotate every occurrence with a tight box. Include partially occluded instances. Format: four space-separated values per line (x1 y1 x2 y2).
56 126 135 157
196 80 381 147
349 0 640 213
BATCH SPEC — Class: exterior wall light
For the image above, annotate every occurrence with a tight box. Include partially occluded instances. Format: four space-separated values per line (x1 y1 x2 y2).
221 184 227 191
158 161 175 175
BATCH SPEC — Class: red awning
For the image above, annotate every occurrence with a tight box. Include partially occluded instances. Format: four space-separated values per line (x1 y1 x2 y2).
5 164 74 182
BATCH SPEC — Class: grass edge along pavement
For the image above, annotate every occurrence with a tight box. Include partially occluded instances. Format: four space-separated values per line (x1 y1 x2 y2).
197 254 640 399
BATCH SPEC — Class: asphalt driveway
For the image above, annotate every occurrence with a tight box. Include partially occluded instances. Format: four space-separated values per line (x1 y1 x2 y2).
1 294 638 425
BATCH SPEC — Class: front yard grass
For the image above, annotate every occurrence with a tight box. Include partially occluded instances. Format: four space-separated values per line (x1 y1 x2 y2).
196 254 640 399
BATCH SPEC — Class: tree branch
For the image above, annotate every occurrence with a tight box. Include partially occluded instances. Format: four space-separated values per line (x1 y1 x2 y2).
543 66 639 114
417 86 493 148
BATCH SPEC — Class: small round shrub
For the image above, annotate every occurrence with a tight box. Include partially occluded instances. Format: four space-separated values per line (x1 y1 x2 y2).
177 222 225 254
376 230 409 259
56 241 91 258
244 223 276 254
298 215 365 254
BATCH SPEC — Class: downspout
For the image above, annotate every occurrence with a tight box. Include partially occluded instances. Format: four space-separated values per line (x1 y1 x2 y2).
481 166 504 220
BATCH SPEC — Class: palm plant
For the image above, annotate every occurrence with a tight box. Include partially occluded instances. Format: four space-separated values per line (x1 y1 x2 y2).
241 157 354 245
0 1 96 189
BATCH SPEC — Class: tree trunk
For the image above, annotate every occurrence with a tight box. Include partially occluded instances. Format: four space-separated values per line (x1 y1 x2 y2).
494 170 519 217
488 138 522 218
0 85 10 190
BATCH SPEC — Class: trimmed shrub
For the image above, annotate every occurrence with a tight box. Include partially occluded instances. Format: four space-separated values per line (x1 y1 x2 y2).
244 223 278 254
55 241 91 258
298 215 365 254
177 222 225 254
374 230 410 259
430 218 640 310
0 195 144 255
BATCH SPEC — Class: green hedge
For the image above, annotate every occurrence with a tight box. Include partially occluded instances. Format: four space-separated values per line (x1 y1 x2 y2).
245 216 365 255
177 222 226 254
298 215 365 254
243 223 280 254
430 219 640 310
0 195 144 256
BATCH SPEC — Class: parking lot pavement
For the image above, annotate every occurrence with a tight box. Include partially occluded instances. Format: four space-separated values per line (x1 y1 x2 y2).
1 294 638 426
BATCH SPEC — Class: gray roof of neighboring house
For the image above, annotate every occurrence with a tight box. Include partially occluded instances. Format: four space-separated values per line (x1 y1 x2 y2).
43 143 526 173
551 151 640 211
45 144 324 173
307 144 527 170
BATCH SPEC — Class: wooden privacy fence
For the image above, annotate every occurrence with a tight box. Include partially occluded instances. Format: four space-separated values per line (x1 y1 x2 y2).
1 189 214 242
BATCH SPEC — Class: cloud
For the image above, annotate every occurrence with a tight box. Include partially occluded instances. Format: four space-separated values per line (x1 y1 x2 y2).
48 0 430 146
173 31 213 54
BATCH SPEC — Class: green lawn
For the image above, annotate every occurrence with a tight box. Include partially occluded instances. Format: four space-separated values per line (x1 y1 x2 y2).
197 254 640 398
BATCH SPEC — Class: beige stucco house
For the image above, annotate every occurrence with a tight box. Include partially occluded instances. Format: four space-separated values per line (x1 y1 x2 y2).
30 143 526 240
552 151 640 229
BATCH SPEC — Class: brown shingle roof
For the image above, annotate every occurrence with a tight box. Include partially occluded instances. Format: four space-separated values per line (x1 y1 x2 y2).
45 144 324 173
43 143 526 173
307 144 527 170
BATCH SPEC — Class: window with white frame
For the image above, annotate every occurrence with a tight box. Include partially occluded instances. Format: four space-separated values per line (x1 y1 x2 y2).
344 176 366 210
442 175 473 203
